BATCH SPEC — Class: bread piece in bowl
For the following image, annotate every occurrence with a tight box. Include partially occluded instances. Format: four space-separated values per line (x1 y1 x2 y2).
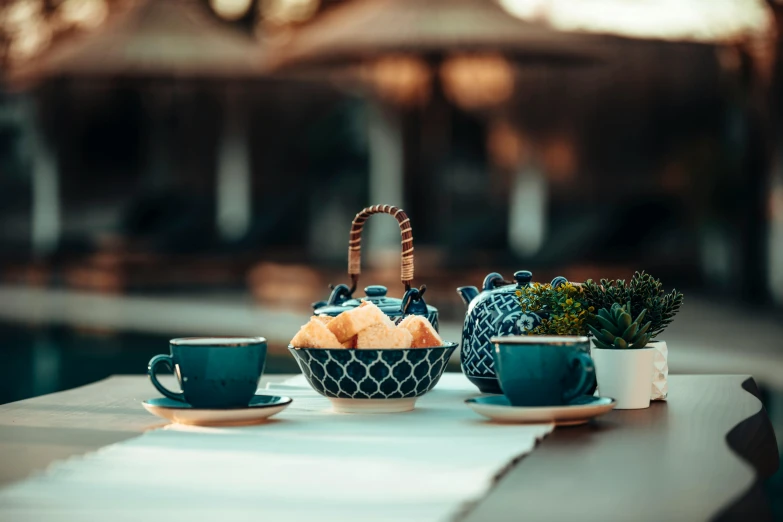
290 317 343 348
356 323 413 349
326 301 387 342
398 315 443 348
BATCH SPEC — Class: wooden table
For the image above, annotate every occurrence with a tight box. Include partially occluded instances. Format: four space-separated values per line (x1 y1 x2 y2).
0 374 777 521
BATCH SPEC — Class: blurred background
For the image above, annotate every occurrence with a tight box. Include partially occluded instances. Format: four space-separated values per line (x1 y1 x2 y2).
0 0 783 493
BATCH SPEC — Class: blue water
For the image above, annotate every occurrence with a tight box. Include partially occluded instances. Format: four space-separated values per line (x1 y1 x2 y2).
0 322 299 405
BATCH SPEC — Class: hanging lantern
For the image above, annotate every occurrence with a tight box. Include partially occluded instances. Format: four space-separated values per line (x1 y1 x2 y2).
440 53 515 110
57 0 109 29
487 119 530 170
1 0 40 30
7 24 51 62
542 135 576 183
2 0 52 63
210 0 253 21
261 0 320 26
360 54 432 107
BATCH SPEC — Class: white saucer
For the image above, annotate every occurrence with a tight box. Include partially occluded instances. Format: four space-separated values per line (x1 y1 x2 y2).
465 395 616 426
142 395 292 427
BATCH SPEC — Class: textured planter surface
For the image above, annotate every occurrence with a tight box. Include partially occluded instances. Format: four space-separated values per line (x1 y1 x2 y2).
592 346 655 410
649 340 668 401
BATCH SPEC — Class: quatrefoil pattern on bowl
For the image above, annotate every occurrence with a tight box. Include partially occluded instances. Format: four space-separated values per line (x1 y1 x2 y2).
288 343 458 399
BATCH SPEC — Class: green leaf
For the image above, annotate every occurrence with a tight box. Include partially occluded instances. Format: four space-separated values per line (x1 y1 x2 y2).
637 321 651 337
613 337 628 349
621 322 638 340
596 315 622 336
587 324 604 339
600 329 617 343
597 308 613 322
633 308 647 325
619 312 632 329
630 334 651 349
592 338 613 349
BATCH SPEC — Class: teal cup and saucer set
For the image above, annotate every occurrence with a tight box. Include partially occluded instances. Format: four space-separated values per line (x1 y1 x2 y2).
465 336 616 426
143 337 292 427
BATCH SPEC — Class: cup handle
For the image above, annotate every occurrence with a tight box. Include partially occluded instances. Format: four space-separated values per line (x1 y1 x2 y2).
148 354 185 402
563 352 596 402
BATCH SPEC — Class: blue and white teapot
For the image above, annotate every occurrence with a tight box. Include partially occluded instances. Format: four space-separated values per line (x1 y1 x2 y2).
457 270 568 394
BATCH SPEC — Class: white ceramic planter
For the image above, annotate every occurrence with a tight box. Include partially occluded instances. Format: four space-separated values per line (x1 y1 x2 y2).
649 340 668 401
592 346 655 409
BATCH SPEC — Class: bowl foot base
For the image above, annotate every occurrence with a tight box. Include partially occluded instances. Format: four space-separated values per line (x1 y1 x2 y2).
328 397 417 413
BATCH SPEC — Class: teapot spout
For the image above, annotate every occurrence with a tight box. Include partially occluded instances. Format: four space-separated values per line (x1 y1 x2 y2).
457 286 479 307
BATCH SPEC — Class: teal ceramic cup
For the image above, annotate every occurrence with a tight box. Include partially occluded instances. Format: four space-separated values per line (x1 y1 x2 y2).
148 337 267 409
490 335 595 407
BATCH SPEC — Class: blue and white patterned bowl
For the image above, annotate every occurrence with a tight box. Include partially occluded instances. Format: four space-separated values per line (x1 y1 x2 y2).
288 342 458 413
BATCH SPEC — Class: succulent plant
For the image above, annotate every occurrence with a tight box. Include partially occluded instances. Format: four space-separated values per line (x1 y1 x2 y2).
583 271 683 338
588 302 652 349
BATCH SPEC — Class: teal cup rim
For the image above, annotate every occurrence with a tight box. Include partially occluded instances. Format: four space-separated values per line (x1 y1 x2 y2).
170 336 267 347
491 335 589 345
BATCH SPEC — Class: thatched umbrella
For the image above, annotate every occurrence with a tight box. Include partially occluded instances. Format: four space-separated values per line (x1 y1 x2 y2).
269 0 776 108
268 0 617 108
269 0 612 71
6 0 265 87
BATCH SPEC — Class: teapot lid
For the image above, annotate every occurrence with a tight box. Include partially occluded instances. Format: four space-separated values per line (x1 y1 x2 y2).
481 270 533 292
480 270 567 294
313 285 436 317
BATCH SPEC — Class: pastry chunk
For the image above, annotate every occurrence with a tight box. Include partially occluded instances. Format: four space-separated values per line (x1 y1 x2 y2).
312 315 333 325
327 301 387 342
356 323 413 349
358 301 396 328
398 315 442 348
341 336 357 349
290 317 343 348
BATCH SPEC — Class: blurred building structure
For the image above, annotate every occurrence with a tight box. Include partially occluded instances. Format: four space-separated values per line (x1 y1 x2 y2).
272 0 780 302
0 0 780 307
269 0 614 261
4 0 268 258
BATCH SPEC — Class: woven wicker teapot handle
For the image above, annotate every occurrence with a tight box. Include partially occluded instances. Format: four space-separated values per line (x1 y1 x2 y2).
349 204 414 292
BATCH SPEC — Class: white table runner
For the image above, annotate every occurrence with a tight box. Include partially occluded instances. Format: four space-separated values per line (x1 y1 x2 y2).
0 373 553 522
